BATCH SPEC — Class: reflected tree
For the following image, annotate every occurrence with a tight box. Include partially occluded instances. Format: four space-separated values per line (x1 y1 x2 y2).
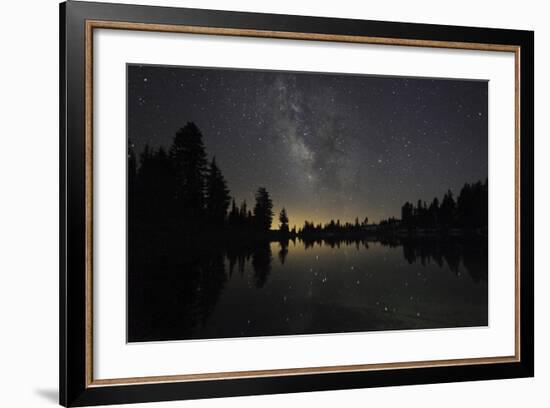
252 242 272 288
278 239 289 264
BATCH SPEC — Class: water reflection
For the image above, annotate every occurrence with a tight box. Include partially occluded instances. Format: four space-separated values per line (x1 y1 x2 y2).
128 237 488 342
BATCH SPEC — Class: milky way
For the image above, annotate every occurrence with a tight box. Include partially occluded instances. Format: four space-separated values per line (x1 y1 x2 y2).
128 64 487 228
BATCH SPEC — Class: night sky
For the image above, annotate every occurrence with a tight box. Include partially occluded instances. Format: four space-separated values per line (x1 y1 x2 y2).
128 64 487 228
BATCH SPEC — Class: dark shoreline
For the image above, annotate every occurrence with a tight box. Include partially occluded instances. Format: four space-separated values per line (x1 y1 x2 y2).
129 225 487 258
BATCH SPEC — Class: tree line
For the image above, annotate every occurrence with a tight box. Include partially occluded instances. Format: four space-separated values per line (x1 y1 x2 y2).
129 121 488 240
129 122 288 238
378 179 488 230
298 216 370 237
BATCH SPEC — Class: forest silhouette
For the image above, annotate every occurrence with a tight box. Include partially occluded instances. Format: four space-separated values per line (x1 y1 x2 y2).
130 122 277 233
129 122 488 244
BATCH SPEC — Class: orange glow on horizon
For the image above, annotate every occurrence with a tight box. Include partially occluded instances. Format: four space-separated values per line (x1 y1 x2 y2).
269 208 388 230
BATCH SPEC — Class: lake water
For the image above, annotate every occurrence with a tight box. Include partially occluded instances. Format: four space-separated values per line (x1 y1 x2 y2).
127 237 488 342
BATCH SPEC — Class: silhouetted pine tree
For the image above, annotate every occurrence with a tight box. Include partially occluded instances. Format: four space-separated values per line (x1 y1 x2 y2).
457 180 487 229
382 179 487 231
253 187 274 232
227 198 239 228
279 208 289 234
205 157 231 229
439 190 456 227
481 178 488 228
135 145 176 227
401 202 414 228
428 197 440 228
169 122 208 230
239 200 248 227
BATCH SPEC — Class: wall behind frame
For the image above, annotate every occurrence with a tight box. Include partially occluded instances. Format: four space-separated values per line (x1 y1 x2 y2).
0 1 545 407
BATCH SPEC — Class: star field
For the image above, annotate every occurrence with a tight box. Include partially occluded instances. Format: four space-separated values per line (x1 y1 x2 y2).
128 64 488 228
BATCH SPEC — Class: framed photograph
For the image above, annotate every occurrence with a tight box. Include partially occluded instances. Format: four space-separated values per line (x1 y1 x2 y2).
60 1 534 406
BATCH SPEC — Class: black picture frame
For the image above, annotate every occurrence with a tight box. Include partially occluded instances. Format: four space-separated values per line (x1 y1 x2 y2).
60 1 534 406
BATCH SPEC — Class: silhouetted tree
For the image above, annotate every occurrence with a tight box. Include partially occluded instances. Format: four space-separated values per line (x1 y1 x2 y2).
378 216 399 229
170 122 208 229
279 207 289 233
135 145 176 227
239 200 249 229
205 157 231 229
253 187 274 232
383 179 487 231
456 180 487 229
440 190 456 227
298 214 377 237
401 202 414 228
227 198 239 228
228 200 251 231
428 197 440 227
481 178 488 228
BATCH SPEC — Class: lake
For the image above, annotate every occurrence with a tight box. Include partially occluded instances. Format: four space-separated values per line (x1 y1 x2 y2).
127 237 488 342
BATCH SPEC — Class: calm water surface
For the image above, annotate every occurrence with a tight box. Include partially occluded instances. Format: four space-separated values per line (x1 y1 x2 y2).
128 238 488 342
